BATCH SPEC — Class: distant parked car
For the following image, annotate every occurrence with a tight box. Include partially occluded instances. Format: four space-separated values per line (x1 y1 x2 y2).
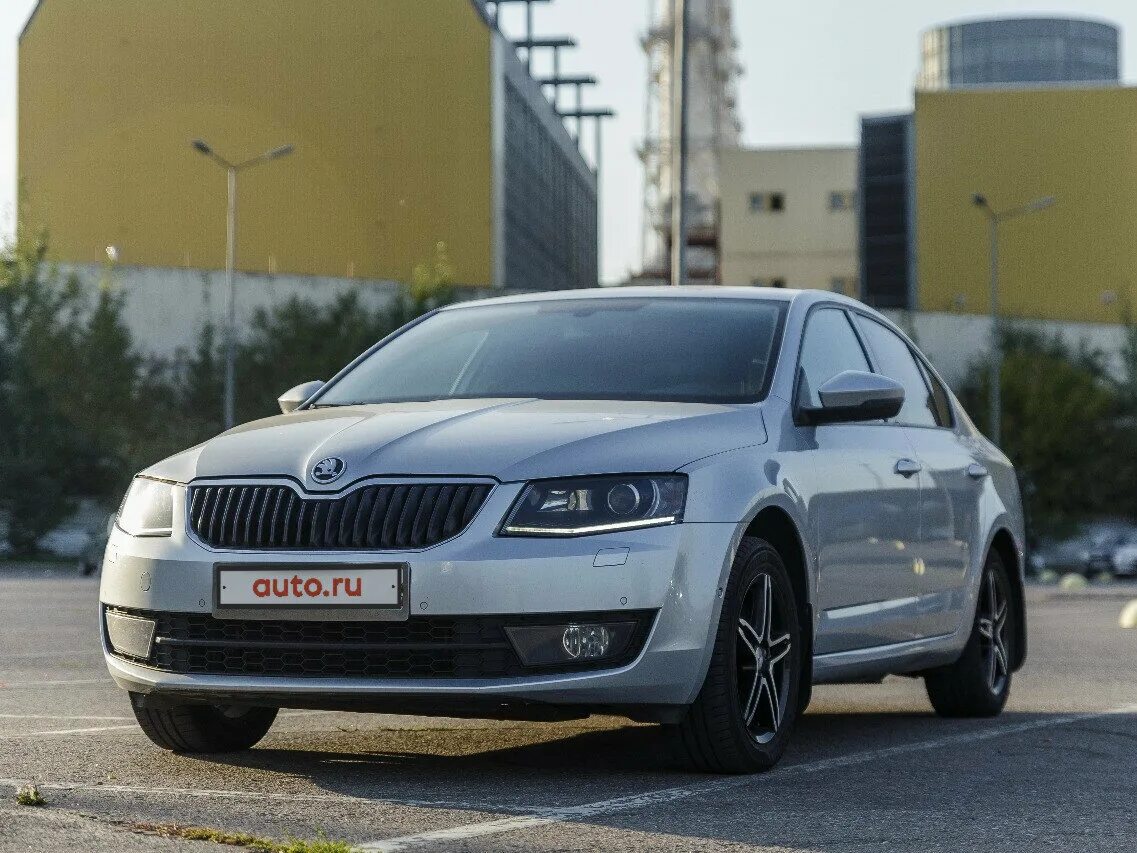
1110 535 1137 579
1029 536 1089 577
1084 522 1137 578
1030 521 1137 578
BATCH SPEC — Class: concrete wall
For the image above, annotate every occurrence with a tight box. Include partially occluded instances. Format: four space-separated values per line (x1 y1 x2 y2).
69 264 399 360
720 147 858 292
883 309 1131 388
63 264 1134 397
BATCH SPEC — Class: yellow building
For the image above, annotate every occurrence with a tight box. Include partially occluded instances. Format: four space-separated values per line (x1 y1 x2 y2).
719 147 858 293
915 86 1137 324
18 0 598 290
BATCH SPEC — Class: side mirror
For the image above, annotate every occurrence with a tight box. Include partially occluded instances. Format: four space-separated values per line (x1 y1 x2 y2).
277 380 325 414
800 371 904 425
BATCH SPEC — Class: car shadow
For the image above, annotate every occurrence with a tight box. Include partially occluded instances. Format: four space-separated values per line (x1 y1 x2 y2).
188 707 1080 806
194 720 683 804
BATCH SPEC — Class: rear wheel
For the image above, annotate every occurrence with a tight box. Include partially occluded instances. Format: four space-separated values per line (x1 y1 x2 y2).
130 694 277 753
925 550 1014 717
668 537 802 773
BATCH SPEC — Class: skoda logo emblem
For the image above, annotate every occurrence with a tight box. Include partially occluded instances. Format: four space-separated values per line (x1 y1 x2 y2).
312 457 345 484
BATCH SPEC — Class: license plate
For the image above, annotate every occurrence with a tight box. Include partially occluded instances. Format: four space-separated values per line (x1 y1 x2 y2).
215 564 404 609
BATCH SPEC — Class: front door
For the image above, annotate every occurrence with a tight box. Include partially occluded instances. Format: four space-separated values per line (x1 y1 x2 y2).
795 307 925 655
852 314 976 640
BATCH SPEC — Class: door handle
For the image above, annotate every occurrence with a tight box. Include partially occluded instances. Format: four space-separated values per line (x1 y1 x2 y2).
967 463 990 480
895 459 922 477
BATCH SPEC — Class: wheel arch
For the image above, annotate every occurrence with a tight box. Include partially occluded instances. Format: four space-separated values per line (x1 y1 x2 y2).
988 527 1027 672
743 505 814 694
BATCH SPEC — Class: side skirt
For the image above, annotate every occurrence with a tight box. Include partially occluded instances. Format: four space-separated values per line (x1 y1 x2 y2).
811 632 963 685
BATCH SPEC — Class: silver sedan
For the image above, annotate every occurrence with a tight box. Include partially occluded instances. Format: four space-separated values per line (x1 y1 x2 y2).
100 287 1026 773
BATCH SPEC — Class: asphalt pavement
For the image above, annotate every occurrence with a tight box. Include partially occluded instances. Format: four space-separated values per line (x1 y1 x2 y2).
2 567 1136 852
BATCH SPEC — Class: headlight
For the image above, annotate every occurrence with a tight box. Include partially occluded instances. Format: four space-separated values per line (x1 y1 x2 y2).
500 475 687 537
116 477 176 537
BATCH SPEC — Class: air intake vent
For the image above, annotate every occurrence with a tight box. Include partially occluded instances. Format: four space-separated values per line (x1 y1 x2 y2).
188 483 492 551
106 606 657 679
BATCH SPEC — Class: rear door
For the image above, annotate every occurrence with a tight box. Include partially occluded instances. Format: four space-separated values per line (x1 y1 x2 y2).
853 314 977 638
795 307 924 654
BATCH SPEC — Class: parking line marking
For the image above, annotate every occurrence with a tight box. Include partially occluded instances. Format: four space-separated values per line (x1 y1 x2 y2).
0 679 108 688
0 714 132 721
6 649 105 660
0 724 139 739
358 704 1137 852
278 710 343 718
0 778 521 813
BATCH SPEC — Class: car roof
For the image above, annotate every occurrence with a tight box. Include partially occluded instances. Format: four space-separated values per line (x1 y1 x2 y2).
439 286 868 313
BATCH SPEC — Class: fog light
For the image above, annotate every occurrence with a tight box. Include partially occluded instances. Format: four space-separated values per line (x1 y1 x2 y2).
562 624 612 659
105 610 156 661
505 621 636 667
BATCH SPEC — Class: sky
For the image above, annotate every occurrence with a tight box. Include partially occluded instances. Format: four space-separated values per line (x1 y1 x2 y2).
3 0 1137 283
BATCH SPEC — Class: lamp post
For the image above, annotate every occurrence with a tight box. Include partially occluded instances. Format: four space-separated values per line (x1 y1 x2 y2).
670 0 689 288
972 193 1056 446
192 139 294 429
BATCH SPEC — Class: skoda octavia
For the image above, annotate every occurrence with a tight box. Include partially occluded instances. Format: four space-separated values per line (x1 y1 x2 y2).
100 288 1026 773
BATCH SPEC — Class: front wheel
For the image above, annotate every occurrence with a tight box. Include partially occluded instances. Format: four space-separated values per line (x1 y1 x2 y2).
130 694 277 753
668 537 802 773
925 550 1014 717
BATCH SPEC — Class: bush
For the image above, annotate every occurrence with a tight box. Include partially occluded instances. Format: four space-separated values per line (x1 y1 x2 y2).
227 241 458 424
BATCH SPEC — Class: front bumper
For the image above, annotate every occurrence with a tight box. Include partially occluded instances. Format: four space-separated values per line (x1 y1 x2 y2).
100 483 739 709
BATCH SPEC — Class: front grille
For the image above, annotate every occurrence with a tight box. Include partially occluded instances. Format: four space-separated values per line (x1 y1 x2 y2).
106 607 655 679
188 483 492 550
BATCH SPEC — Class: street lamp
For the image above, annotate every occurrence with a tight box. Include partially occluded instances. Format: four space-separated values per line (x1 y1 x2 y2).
972 192 1056 447
192 139 295 430
670 0 689 288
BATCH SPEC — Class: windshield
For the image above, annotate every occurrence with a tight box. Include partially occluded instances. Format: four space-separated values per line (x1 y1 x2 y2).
315 298 786 406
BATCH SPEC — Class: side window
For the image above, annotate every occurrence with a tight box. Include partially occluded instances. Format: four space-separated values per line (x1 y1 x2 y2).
853 315 939 427
797 308 870 408
918 360 954 427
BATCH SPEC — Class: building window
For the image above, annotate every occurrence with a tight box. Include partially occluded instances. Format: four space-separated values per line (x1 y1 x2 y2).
752 277 787 289
749 192 786 213
829 191 856 212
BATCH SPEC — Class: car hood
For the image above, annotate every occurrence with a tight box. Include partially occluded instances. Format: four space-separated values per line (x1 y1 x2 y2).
144 399 767 488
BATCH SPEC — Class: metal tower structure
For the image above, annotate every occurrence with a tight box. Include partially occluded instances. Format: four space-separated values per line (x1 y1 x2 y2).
640 0 741 283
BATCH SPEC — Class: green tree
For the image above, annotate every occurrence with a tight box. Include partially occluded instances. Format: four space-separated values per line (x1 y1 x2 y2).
1117 302 1137 416
232 292 392 423
169 322 224 441
0 233 88 552
0 233 165 552
221 244 460 425
960 325 1136 536
58 288 148 497
0 234 463 554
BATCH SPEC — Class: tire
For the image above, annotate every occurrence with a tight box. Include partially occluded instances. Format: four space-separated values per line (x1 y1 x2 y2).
130 694 277 753
668 537 803 774
925 550 1014 718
